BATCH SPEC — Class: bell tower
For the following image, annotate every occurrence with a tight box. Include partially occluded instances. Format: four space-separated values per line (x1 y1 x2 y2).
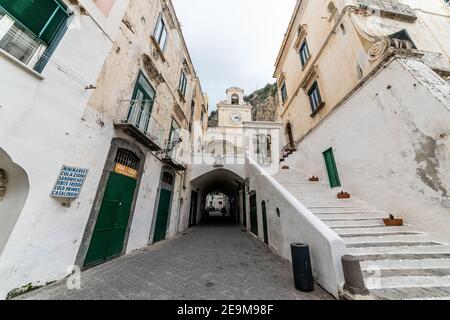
217 87 252 128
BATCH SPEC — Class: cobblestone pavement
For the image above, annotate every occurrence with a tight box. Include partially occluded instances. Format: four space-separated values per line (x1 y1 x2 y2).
18 222 332 300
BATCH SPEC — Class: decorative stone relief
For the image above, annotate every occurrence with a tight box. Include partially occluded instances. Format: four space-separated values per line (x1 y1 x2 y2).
142 54 165 85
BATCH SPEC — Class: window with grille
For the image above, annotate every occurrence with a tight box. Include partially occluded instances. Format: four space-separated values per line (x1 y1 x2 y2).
115 149 139 170
162 172 174 185
0 0 70 70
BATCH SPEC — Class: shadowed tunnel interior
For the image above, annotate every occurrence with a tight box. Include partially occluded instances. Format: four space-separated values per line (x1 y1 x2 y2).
190 169 245 226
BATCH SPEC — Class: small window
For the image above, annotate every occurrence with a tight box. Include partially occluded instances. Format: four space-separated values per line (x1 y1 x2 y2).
299 40 310 67
231 94 239 105
308 82 324 114
280 81 288 103
340 23 346 35
162 171 174 185
179 71 188 97
115 149 139 169
154 14 168 50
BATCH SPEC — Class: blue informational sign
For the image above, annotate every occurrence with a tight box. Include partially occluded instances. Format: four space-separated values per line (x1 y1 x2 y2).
50 165 88 199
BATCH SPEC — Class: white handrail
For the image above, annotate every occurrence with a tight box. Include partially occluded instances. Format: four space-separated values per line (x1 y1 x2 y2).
246 156 347 298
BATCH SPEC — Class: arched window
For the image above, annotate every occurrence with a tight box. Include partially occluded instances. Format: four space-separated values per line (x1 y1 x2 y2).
231 94 239 105
0 169 7 200
115 149 139 169
162 171 174 186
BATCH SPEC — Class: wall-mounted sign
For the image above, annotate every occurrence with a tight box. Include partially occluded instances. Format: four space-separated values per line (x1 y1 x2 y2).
115 163 138 179
51 166 88 199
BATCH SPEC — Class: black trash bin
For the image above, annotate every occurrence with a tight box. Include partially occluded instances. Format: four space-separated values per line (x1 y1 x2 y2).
290 243 314 292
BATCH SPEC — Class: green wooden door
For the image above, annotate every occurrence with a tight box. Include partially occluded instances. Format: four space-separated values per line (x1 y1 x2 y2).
153 188 172 243
323 148 341 188
262 201 269 245
249 193 258 236
85 172 136 267
189 191 198 227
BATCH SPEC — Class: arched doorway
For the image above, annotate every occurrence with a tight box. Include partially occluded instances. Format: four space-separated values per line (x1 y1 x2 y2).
77 138 146 269
190 169 244 226
84 148 140 267
152 168 176 243
286 122 294 148
0 148 29 257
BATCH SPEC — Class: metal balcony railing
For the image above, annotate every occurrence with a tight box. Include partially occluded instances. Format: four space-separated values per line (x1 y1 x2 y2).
419 51 450 76
114 100 164 151
356 0 417 21
163 140 187 170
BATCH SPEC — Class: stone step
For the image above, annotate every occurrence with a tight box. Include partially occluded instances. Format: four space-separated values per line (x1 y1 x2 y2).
310 207 380 213
365 275 450 290
370 287 450 300
335 226 413 235
302 201 370 207
317 213 389 220
313 210 387 215
362 268 450 278
347 241 444 248
360 258 450 271
340 231 422 239
357 253 450 263
344 234 433 245
349 245 450 256
330 223 386 229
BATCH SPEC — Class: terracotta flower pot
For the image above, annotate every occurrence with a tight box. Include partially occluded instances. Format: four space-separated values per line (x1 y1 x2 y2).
337 191 351 199
383 218 403 227
309 176 319 182
282 166 290 170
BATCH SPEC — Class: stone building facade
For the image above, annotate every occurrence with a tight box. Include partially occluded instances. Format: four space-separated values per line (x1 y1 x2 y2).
0 0 208 299
274 0 450 241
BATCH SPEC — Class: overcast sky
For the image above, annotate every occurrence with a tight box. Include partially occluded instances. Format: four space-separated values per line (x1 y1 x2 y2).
172 0 296 113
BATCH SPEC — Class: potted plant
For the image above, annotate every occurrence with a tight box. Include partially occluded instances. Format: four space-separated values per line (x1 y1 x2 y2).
383 214 404 227
309 176 319 182
337 191 351 199
282 165 290 170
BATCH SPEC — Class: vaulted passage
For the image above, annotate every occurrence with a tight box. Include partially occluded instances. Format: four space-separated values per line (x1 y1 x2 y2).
190 169 244 227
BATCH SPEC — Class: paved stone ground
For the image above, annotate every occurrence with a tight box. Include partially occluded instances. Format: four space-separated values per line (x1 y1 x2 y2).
18 221 332 300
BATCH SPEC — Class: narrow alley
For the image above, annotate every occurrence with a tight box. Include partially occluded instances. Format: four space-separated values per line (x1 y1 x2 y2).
17 222 331 300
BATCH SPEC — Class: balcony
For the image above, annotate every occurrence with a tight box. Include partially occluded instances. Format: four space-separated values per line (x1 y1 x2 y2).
356 0 417 21
163 141 187 171
419 51 450 76
114 100 164 151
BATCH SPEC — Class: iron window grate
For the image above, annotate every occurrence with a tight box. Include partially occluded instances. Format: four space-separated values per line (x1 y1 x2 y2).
115 149 139 169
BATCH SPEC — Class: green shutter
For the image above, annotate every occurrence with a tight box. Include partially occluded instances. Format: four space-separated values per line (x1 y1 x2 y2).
323 148 341 188
0 0 69 44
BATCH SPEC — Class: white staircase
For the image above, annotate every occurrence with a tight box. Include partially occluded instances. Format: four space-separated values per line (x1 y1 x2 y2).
273 166 450 300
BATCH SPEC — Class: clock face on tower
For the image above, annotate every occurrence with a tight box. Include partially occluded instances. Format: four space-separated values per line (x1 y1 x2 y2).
229 112 242 125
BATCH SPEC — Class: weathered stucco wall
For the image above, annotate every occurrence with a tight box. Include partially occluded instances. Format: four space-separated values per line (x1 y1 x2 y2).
286 58 450 242
0 10 123 298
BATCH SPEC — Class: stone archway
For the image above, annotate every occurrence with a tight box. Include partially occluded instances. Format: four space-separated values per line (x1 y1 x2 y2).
0 147 29 256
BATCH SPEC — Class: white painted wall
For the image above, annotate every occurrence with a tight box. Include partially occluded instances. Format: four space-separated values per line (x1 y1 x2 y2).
245 157 346 298
0 10 124 299
0 148 29 257
286 57 450 242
